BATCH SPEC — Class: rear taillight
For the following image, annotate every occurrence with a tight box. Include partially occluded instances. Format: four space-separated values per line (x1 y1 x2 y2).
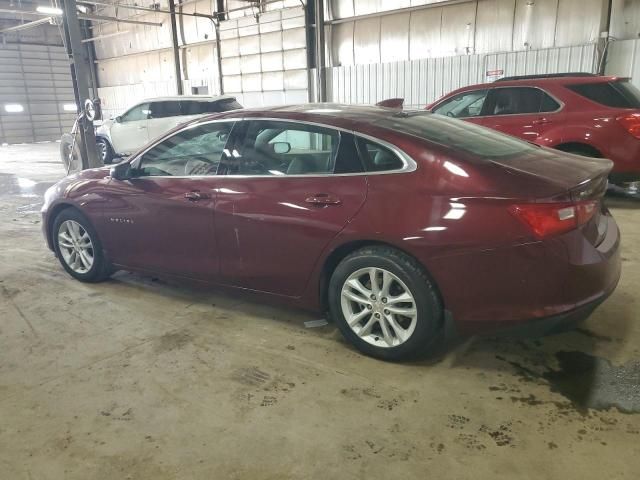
509 201 598 239
616 113 640 139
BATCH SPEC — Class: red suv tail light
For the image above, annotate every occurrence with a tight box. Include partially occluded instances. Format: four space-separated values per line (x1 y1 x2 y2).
616 113 640 139
509 201 598 239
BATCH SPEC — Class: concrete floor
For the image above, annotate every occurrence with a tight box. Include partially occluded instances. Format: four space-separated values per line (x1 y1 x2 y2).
1 142 639 480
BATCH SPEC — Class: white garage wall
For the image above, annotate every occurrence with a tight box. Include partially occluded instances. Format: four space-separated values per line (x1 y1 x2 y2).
94 0 307 116
219 5 309 107
328 0 608 66
605 39 640 90
327 43 598 108
0 43 76 144
93 0 640 118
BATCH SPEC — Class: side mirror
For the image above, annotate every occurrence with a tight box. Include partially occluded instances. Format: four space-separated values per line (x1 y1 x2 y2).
110 162 132 180
272 142 291 154
115 115 122 123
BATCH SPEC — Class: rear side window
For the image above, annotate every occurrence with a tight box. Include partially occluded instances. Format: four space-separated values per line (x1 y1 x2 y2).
567 80 640 108
356 138 404 172
483 87 560 116
149 101 181 119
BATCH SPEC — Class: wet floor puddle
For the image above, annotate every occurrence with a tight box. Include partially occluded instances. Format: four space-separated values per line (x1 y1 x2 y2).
0 173 55 197
497 351 640 414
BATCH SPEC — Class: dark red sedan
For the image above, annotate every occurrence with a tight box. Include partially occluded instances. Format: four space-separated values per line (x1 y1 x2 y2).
42 105 621 360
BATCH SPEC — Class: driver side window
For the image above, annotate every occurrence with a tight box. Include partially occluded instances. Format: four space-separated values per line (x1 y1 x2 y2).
135 122 234 177
433 90 488 119
121 103 151 122
225 120 339 176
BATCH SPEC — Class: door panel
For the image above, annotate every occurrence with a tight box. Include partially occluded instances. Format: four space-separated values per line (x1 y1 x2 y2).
213 119 368 297
101 177 218 280
214 176 367 296
110 103 150 154
100 121 236 280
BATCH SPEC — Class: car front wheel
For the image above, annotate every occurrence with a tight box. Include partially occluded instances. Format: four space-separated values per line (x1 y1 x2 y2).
96 138 113 164
329 246 442 361
52 208 113 282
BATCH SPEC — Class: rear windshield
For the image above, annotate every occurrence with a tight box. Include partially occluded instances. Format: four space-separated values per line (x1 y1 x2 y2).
376 113 537 159
566 80 640 108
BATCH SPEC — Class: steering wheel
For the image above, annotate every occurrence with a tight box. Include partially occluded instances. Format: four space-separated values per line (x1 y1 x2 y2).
184 158 217 176
446 111 455 118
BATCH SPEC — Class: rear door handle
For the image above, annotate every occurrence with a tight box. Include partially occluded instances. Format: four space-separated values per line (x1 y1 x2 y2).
184 191 211 201
532 118 551 125
305 193 342 206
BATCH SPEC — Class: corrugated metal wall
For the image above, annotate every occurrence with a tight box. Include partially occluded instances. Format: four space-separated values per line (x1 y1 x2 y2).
605 39 640 89
328 0 608 66
219 5 308 107
327 44 598 108
0 43 75 144
94 0 307 116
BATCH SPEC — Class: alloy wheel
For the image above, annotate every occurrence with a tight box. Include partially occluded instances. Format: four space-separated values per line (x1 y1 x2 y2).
57 220 94 274
340 267 418 348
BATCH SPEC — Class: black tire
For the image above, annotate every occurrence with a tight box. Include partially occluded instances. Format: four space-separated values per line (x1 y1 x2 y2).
96 138 114 164
52 208 113 283
328 246 443 361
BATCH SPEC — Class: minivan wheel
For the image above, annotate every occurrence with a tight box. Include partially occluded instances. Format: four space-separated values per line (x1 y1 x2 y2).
52 208 113 283
328 246 442 361
96 138 113 164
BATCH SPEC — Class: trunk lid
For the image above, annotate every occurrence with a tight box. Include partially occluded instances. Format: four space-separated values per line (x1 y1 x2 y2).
489 148 612 245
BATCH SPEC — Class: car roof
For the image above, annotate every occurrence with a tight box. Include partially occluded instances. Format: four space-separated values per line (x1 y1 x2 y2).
452 75 626 91
140 95 237 103
209 103 413 130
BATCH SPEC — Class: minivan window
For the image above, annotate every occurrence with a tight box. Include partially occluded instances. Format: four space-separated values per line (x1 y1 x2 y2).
376 113 537 158
567 80 640 108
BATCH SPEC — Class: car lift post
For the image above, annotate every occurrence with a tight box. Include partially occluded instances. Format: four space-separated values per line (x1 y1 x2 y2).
61 0 101 169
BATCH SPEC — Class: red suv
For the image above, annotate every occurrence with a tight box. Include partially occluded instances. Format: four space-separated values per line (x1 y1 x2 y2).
427 74 640 186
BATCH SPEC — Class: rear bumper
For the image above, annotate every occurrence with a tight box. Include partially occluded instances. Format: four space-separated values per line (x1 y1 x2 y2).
430 212 621 336
480 279 614 338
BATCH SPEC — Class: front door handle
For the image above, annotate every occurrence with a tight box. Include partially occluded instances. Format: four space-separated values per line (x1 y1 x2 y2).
184 191 211 201
138 125 147 129
305 193 342 206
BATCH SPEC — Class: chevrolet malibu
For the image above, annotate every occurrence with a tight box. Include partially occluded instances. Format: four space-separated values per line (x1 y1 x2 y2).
42 105 621 360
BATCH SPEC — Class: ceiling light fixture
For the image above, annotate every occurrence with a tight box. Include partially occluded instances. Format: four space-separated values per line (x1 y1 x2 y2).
36 6 63 15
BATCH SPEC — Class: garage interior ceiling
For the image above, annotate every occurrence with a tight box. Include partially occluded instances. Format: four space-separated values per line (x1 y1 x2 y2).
0 0 640 140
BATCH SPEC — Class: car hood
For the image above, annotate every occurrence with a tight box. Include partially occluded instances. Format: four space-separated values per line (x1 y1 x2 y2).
95 118 114 135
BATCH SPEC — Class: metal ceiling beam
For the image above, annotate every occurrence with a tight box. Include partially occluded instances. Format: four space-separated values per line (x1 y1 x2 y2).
78 1 215 20
77 12 162 26
0 16 53 33
80 29 128 42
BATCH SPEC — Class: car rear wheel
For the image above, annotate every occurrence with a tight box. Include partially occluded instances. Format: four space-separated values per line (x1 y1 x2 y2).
52 208 113 283
328 246 442 361
96 138 114 164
